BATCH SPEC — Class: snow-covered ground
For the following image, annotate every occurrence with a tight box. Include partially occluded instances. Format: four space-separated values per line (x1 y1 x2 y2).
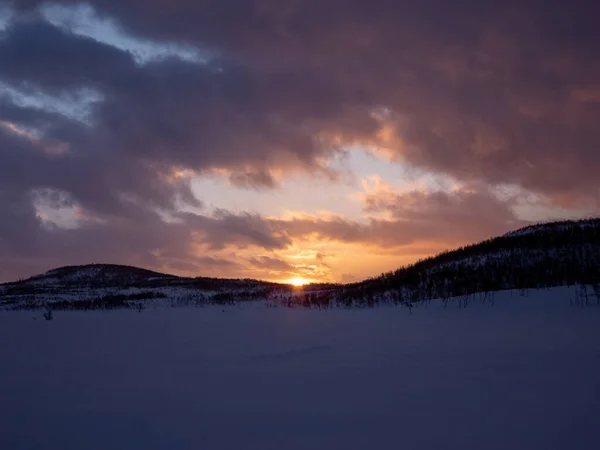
1 287 599 450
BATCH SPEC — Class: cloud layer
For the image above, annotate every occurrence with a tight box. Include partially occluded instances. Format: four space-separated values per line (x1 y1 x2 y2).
0 0 598 281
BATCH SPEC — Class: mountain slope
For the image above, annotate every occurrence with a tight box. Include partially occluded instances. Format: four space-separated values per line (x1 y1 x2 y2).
0 264 290 310
333 218 600 305
12 264 178 287
1 218 599 310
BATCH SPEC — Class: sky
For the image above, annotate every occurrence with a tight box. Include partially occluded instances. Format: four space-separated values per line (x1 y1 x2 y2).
0 0 599 284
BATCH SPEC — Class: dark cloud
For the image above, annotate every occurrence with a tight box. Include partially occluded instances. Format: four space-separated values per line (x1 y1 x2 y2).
0 16 372 176
8 0 598 200
248 256 295 272
187 186 523 252
1 1 599 280
358 186 524 245
185 210 291 251
228 169 278 190
0 18 135 90
0 197 194 282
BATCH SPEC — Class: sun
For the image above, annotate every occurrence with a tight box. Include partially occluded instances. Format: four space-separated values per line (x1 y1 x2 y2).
288 277 309 287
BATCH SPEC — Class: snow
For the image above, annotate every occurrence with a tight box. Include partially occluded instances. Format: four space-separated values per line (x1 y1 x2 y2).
503 220 597 238
1 287 599 450
0 284 236 308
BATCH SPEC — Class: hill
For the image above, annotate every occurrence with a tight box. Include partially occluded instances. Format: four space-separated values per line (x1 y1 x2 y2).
1 218 599 310
0 263 290 310
328 218 600 307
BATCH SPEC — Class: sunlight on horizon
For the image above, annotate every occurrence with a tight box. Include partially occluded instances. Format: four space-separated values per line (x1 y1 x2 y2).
287 277 310 287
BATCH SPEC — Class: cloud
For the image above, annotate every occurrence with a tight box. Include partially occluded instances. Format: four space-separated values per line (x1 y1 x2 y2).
0 173 523 282
180 182 522 253
0 15 371 175
1 1 599 281
0 18 134 90
8 1 599 201
228 168 279 190
248 256 295 272
186 210 291 251
359 183 524 244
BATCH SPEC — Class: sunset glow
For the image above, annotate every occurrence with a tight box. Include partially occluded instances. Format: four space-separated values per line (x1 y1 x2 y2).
0 1 598 284
287 277 310 287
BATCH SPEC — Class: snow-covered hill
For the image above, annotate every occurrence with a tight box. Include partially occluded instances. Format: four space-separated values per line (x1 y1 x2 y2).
1 218 599 310
335 218 600 307
0 264 290 310
503 218 599 238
